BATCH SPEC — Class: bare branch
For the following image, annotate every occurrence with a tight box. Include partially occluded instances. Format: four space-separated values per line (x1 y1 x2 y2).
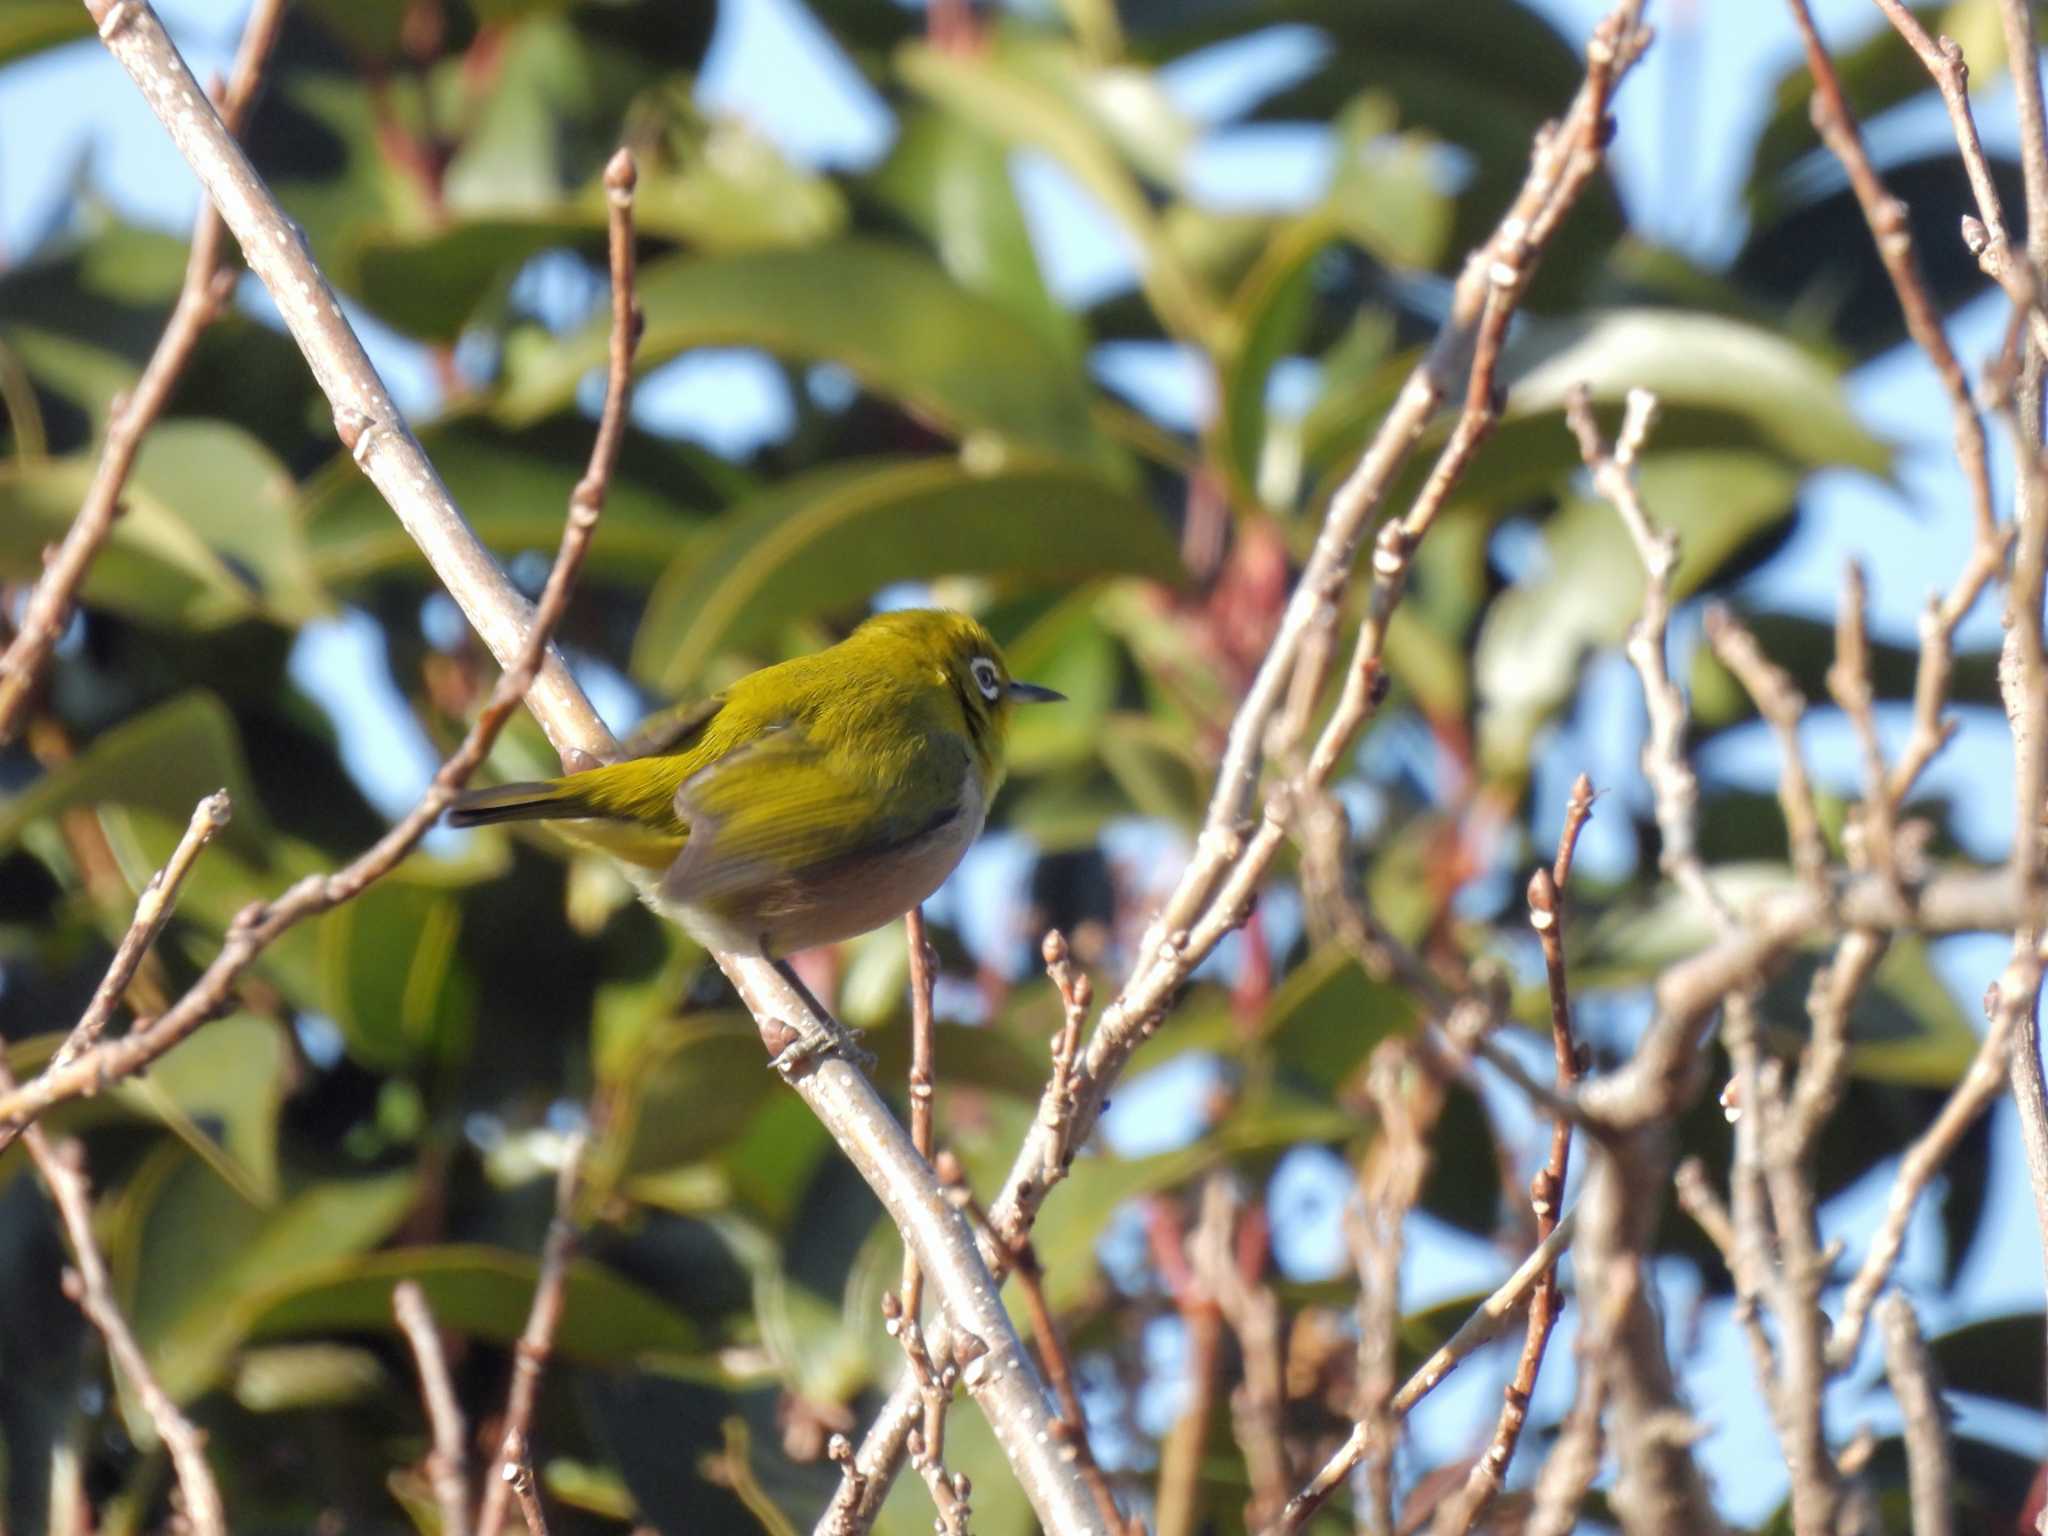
1436 792 1596 1534
1273 1207 1580 1536
477 1136 586 1536
1703 605 1827 889
1879 1295 1953 1536
899 905 939 1323
394 1281 473 1536
1523 1357 1608 1536
499 1434 552 1536
1828 979 2016 1367
0 0 287 743
0 1046 226 1536
1788 0 1997 548
0 789 230 1161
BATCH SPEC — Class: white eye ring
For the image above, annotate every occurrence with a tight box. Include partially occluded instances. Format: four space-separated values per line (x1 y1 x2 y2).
970 656 1002 701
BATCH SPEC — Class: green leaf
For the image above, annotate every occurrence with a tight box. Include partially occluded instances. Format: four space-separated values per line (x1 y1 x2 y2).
493 240 1111 468
1140 0 1619 309
7 1016 288 1207
1262 944 1422 1093
353 217 589 344
0 419 318 629
595 1015 780 1189
630 457 1181 693
317 880 474 1071
129 421 325 620
231 1343 388 1412
113 1151 417 1405
1929 1311 2046 1411
630 117 849 253
0 1 90 66
1506 310 1889 474
1474 451 1803 772
1001 589 1124 773
867 107 1078 360
245 1246 700 1364
897 32 1217 341
117 1015 290 1206
302 413 732 587
0 458 258 629
0 691 272 862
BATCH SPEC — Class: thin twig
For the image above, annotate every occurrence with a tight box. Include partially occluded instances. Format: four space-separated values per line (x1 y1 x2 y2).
1 1047 225 1536
1274 1209 1581 1536
883 1293 972 1536
1828 562 1901 888
1703 606 1828 889
394 1281 473 1536
1788 0 1997 549
477 1135 587 1536
1191 1178 1290 1533
1436 787 1596 1534
1522 1355 1608 1536
1151 1197 1221 1536
1879 1294 1953 1536
0 0 288 743
0 789 230 1160
500 1434 552 1536
1564 384 1727 1536
1827 979 2016 1367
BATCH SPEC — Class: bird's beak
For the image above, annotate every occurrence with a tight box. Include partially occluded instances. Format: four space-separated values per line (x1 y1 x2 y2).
1008 680 1066 704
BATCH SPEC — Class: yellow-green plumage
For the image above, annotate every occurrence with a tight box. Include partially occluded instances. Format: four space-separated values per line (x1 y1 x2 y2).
447 609 1060 957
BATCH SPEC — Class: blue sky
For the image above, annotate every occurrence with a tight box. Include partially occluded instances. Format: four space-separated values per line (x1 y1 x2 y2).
4 0 2044 1520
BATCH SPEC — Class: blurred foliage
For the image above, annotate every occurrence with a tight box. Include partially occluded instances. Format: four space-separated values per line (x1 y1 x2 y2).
0 2 2028 1534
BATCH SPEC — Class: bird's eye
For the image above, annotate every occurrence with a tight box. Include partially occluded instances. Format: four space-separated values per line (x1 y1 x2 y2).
970 656 1002 701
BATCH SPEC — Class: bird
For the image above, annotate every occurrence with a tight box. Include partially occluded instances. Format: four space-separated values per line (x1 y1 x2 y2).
446 608 1063 959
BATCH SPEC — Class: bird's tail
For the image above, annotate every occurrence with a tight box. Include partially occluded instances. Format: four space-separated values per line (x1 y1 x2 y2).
445 779 591 828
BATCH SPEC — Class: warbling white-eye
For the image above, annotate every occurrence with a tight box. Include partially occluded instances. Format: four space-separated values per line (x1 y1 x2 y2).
447 608 1063 957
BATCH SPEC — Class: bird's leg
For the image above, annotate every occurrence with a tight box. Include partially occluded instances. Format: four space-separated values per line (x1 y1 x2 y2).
764 954 873 1076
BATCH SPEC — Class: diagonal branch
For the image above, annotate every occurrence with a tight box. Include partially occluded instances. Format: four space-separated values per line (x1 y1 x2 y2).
0 0 288 744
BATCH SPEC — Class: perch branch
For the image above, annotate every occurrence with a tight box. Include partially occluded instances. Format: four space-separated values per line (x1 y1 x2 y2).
76 9 1121 1531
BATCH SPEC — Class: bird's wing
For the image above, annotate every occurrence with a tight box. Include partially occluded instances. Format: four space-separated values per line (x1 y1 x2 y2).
661 724 963 910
